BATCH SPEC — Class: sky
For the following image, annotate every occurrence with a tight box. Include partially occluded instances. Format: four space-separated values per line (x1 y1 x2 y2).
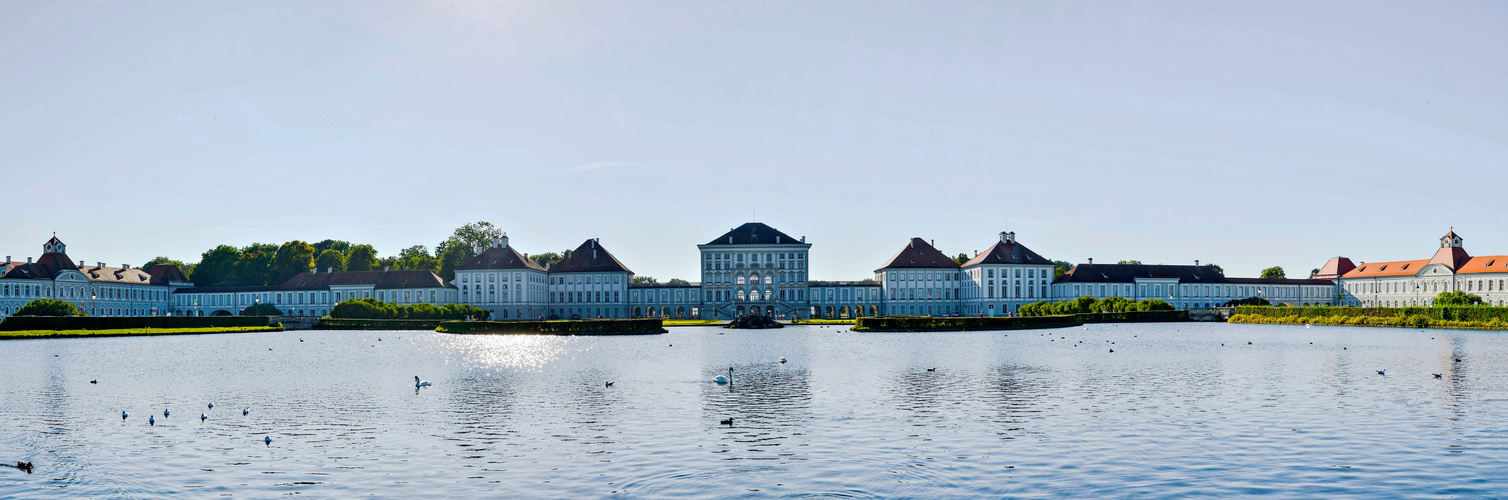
2 1 1506 281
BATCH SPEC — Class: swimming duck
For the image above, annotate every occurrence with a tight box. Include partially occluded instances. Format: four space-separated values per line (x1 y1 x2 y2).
720 418 734 426
605 381 614 387
415 376 431 388
200 413 207 421
1433 373 1443 378
122 411 128 420
207 403 214 409
779 357 787 364
243 408 249 416
1376 370 1385 375
163 409 169 417
264 436 272 445
149 416 155 426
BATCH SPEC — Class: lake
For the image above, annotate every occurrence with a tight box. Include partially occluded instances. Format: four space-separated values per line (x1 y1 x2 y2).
1 323 1505 498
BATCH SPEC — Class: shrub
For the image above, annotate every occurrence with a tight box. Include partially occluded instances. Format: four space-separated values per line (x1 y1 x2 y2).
14 298 87 317
854 315 1083 331
0 315 270 331
329 298 490 320
1434 291 1483 307
438 319 665 335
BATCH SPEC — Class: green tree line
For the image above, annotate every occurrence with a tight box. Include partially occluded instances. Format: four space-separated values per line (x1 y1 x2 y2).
151 222 508 287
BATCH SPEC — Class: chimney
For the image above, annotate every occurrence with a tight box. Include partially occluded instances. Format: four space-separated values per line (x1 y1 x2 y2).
801 236 806 243
28 257 33 264
122 264 129 270
383 266 389 272
909 240 914 249
499 232 509 248
930 239 934 248
1088 258 1093 265
79 260 85 267
1195 260 1200 267
1001 231 1008 244
327 267 333 273
97 262 104 268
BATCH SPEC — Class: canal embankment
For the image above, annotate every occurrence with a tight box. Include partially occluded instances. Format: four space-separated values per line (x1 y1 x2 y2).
0 316 282 339
437 318 667 335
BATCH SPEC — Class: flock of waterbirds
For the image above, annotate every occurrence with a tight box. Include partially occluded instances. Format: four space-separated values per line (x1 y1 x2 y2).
9 325 1463 476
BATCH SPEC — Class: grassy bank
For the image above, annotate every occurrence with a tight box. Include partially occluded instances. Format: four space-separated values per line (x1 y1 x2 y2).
315 318 442 330
852 315 1082 332
0 315 273 330
1229 313 1508 330
662 319 724 327
793 319 856 325
0 326 285 340
438 319 666 335
1229 305 1508 330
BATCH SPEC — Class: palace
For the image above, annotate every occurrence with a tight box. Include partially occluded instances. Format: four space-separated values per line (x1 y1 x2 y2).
0 227 1493 320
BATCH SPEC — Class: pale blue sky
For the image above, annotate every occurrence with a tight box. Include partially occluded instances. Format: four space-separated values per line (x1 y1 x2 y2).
3 1 1505 281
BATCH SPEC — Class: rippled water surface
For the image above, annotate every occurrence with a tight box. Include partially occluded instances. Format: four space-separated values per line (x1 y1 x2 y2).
2 323 1507 498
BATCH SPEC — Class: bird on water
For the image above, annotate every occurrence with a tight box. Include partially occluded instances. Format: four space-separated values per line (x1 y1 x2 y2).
1433 373 1443 378
720 418 734 426
1377 370 1385 376
122 411 128 420
149 416 155 426
415 376 432 388
243 408 249 416
200 413 207 421
714 367 733 385
207 403 214 409
265 436 272 445
605 381 614 387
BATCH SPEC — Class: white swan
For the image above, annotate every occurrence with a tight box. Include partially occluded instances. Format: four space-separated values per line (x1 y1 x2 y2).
415 375 432 388
779 357 787 364
714 367 733 385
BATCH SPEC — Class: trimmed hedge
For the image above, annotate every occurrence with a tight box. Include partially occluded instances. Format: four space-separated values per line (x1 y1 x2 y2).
315 318 442 330
1234 305 1508 322
1079 310 1189 323
437 319 666 335
0 315 272 331
853 315 1083 332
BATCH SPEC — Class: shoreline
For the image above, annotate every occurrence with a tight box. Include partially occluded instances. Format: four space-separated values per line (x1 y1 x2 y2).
0 326 286 340
1228 314 1508 331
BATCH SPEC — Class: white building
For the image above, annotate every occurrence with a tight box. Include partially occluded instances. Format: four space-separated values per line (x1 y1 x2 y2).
172 268 457 316
1052 262 1334 308
1327 230 1508 307
546 238 633 319
697 223 812 319
0 236 186 318
960 232 1055 316
808 281 882 319
453 234 548 320
875 238 962 316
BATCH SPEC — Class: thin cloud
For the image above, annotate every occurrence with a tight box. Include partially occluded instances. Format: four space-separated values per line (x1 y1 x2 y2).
575 162 662 172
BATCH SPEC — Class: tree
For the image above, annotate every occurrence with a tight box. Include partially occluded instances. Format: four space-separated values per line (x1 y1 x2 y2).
667 278 689 285
315 249 346 272
346 244 380 272
1053 260 1073 280
396 245 438 273
436 237 473 281
234 243 279 286
1117 260 1143 265
377 256 398 271
192 245 241 287
1204 263 1225 276
241 303 282 316
954 253 970 265
441 221 504 256
1434 290 1483 307
14 298 86 316
311 239 351 255
633 276 658 284
1259 266 1286 280
1309 268 1321 278
530 252 563 269
141 256 185 271
272 240 317 284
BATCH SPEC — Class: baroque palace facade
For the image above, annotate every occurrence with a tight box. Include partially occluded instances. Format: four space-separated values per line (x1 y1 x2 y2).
0 227 1494 320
